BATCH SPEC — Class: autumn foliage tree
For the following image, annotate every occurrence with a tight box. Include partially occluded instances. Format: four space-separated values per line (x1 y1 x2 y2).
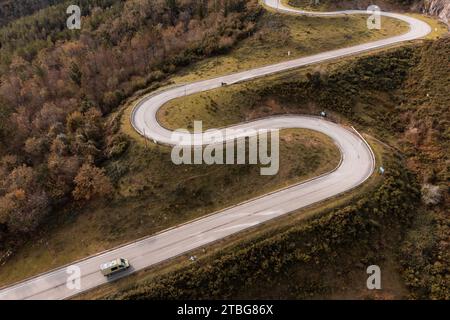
73 163 113 201
0 164 50 235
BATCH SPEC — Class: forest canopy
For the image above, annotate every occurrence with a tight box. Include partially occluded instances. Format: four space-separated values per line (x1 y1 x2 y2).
0 0 261 246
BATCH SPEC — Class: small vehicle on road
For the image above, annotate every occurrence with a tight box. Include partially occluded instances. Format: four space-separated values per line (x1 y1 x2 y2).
100 258 130 277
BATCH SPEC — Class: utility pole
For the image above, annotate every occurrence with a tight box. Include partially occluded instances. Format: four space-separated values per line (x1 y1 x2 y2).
184 84 187 109
143 127 148 149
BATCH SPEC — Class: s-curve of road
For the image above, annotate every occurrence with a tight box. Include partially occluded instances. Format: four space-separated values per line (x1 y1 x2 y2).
0 0 431 300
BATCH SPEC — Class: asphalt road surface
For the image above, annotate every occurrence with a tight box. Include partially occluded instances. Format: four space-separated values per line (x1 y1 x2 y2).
0 1 431 300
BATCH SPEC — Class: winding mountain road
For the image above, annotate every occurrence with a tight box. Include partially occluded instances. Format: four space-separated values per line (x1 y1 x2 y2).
0 0 431 300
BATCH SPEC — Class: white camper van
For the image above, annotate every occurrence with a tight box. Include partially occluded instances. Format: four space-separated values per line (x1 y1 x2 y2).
100 258 130 277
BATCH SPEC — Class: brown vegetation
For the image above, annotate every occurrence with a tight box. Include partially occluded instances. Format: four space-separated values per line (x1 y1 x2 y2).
0 0 261 248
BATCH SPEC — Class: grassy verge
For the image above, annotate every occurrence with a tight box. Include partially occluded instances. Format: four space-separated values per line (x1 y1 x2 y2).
170 9 409 84
285 0 411 12
282 0 448 41
284 0 331 12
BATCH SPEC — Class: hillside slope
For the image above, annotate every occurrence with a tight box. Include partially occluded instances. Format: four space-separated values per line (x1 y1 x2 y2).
98 36 449 300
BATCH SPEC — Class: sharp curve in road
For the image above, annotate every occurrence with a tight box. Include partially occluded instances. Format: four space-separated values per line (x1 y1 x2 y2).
0 0 431 300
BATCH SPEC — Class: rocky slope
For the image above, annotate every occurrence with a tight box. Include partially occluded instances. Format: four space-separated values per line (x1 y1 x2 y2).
422 0 450 25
